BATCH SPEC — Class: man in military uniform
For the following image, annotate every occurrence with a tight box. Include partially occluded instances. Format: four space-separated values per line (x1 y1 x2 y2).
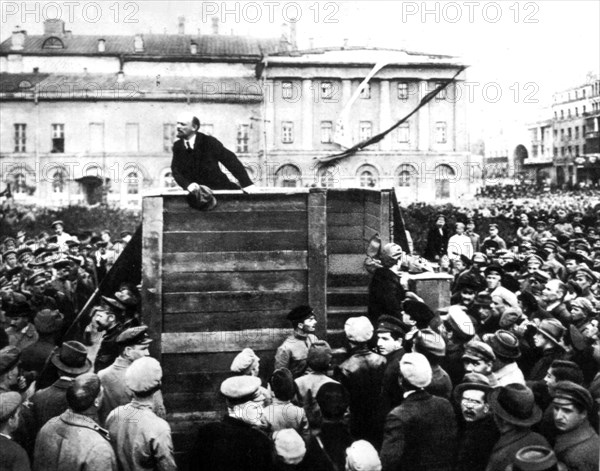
274 305 319 378
92 297 126 373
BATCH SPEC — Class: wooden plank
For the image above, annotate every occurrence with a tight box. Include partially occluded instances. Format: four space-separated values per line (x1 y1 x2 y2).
327 188 365 204
161 350 273 374
379 190 391 245
327 291 369 307
363 191 381 204
327 199 364 213
163 270 307 293
364 213 380 232
164 210 307 232
328 254 367 275
162 328 290 353
162 371 232 395
328 240 365 254
163 290 308 314
163 231 306 253
308 188 328 339
163 193 307 213
141 196 163 361
328 273 372 288
164 391 225 412
327 225 363 240
163 310 291 332
327 212 364 226
364 226 379 241
163 251 308 272
365 201 380 217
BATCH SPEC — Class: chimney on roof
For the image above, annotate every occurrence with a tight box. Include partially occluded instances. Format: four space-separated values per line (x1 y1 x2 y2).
289 19 297 50
211 17 219 34
134 34 144 52
11 27 26 51
44 19 65 36
178 16 185 35
98 39 106 52
280 22 291 51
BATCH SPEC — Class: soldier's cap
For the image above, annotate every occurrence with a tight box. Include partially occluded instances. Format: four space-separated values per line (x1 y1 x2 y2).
564 251 584 263
65 239 80 247
528 269 551 284
413 328 446 357
24 239 36 247
46 235 58 245
220 375 261 401
376 315 406 337
575 265 597 282
230 348 260 374
286 305 314 323
2 249 16 258
33 247 47 258
34 309 64 335
462 340 496 363
453 372 492 402
16 247 33 259
101 296 126 312
4 266 23 280
27 270 48 286
125 356 162 394
50 220 64 228
471 252 488 264
0 346 21 376
484 263 504 277
552 380 593 413
445 306 475 340
535 219 547 226
482 239 500 250
0 392 23 422
473 293 493 308
116 325 152 347
53 258 73 270
344 316 373 343
2 236 16 245
526 254 544 266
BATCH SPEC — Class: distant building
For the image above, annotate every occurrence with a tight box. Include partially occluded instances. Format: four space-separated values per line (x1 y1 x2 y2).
1 18 477 207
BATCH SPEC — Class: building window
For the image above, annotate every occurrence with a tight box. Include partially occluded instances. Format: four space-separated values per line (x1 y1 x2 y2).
583 89 586 98
316 166 336 187
568 128 572 139
553 147 558 157
125 171 140 194
321 82 333 99
560 110 564 119
320 121 333 143
583 125 587 134
554 111 557 119
575 107 579 116
561 147 565 157
575 146 580 157
583 143 587 154
435 82 446 101
435 121 447 144
567 146 572 156
398 171 412 187
125 123 139 152
162 171 177 188
282 121 294 143
583 105 586 114
360 83 371 99
42 37 64 49
51 124 64 153
163 123 176 152
398 82 409 100
14 124 26 152
575 127 579 139
14 174 27 194
560 129 565 140
359 121 372 141
52 170 66 193
553 130 557 139
435 164 455 199
397 123 410 143
359 170 376 187
200 123 213 136
236 124 249 153
282 81 293 99
275 164 301 187
567 109 571 118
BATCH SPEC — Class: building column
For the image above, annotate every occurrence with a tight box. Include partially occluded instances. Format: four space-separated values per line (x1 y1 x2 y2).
418 80 430 151
379 80 391 151
302 79 312 149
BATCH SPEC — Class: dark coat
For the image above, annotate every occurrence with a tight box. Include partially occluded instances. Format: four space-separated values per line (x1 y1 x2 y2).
20 338 56 376
335 346 386 446
191 415 275 471
455 415 499 471
527 347 565 382
554 421 600 471
485 428 549 471
380 389 457 471
302 421 353 471
93 323 124 373
424 226 449 261
426 364 453 400
380 348 406 418
0 435 31 471
171 132 253 191
367 267 406 324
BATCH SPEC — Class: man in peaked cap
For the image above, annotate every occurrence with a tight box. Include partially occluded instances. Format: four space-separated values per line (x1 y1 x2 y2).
454 373 499 471
191 376 274 471
92 297 126 373
485 330 525 387
506 446 567 471
106 357 176 471
274 305 319 379
97 325 166 424
486 383 549 471
551 381 599 471
462 340 498 387
0 391 30 471
4 300 38 352
33 373 117 471
484 264 519 311
482 223 507 251
335 316 386 446
376 315 406 415
50 220 71 250
380 352 458 471
440 306 476 386
413 328 452 399
573 264 599 307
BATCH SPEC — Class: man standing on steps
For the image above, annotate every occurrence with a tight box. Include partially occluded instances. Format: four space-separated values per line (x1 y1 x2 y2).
274 306 319 379
170 114 257 192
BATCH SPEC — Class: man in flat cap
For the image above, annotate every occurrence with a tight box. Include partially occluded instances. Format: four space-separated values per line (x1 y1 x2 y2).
413 328 452 399
485 330 525 387
335 316 386 446
20 309 63 378
454 373 499 471
92 297 126 373
170 113 257 193
376 315 406 416
98 325 166 424
440 306 476 386
484 264 519 311
462 340 498 387
0 346 24 394
573 265 599 308
106 357 177 471
380 352 457 471
0 391 30 471
274 305 319 379
191 376 274 471
482 224 507 251
552 381 599 471
33 373 117 471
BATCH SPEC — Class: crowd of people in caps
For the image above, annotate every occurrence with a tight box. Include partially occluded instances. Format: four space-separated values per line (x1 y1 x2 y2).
1 203 600 471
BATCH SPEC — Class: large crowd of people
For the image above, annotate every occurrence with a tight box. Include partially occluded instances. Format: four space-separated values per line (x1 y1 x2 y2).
1 191 600 470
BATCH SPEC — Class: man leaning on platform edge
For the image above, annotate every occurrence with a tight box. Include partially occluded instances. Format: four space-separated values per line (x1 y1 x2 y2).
170 114 258 192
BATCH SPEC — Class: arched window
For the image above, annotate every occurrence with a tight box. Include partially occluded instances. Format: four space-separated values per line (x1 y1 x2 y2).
356 165 379 188
316 166 337 188
14 173 27 194
435 164 456 199
396 164 417 188
42 37 64 49
52 170 66 193
275 164 301 187
125 171 140 194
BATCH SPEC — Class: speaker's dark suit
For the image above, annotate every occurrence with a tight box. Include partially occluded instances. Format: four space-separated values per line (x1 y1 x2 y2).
171 132 253 190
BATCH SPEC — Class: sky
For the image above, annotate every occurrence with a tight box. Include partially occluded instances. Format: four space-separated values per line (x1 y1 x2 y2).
1 0 599 141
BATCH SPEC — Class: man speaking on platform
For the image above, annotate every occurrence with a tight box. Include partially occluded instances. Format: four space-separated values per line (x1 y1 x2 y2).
170 114 257 192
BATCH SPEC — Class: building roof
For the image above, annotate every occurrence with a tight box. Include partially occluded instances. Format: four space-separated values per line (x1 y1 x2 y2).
0 33 283 59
